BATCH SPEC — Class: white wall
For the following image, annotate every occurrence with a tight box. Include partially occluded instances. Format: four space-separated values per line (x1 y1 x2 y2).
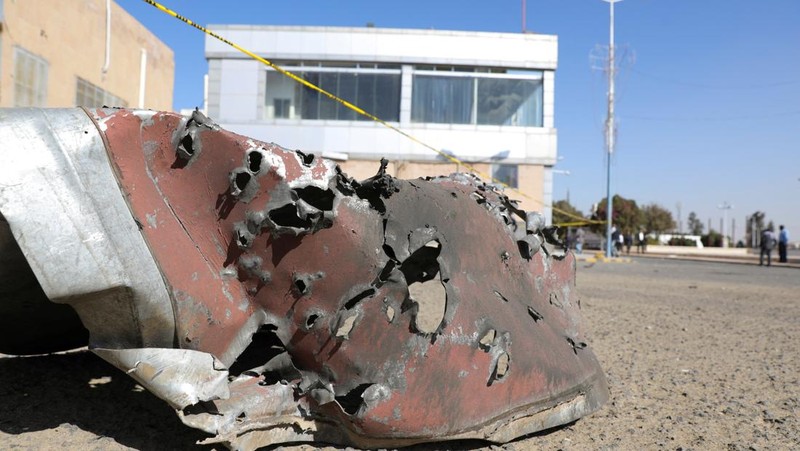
206 26 557 70
217 59 259 122
219 119 557 164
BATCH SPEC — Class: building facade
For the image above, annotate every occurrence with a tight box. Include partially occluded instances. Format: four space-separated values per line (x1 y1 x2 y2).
0 0 173 110
205 26 558 219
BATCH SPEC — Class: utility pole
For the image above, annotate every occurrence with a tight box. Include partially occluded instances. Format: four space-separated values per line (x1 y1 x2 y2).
603 0 621 258
718 201 733 248
522 0 527 32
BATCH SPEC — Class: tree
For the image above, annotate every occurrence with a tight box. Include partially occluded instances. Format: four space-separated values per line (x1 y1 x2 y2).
591 194 642 234
641 203 676 234
687 211 703 235
702 229 722 247
552 199 584 225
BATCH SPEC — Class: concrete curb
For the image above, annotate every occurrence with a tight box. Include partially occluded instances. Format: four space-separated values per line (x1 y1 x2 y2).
575 252 633 264
576 251 800 269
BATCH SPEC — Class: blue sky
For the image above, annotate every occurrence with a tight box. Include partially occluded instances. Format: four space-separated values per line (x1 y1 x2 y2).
121 0 800 240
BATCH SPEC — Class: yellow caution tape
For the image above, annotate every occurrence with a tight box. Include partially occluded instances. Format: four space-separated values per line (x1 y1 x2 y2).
554 221 597 228
141 0 602 227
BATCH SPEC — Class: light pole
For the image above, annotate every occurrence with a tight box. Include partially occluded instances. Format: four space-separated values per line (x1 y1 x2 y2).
603 0 621 258
718 201 733 248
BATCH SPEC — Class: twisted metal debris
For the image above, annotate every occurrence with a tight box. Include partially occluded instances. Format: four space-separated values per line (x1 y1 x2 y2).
0 108 608 449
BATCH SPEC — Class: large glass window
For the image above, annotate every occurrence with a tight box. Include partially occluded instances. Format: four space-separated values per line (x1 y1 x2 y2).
14 46 48 107
265 64 401 121
492 164 519 188
75 77 127 107
412 68 543 127
411 76 473 124
477 78 542 126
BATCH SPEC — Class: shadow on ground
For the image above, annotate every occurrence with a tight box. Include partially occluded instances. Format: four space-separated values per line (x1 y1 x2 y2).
0 351 574 450
0 350 214 449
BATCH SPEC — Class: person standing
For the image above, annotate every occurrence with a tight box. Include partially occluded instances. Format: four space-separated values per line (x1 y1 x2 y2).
778 225 789 263
611 227 622 257
610 225 619 257
760 227 776 267
575 227 585 255
637 229 646 254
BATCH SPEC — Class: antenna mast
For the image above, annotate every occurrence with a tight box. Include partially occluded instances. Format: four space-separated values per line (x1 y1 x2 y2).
522 0 527 32
603 0 621 258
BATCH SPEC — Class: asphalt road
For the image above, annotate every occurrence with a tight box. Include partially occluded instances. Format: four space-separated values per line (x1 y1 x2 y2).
1 257 798 450
588 254 800 288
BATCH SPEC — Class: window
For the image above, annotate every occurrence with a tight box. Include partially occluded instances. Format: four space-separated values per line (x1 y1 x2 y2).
273 98 291 118
411 68 543 127
477 78 542 126
14 47 48 107
492 164 519 188
75 77 127 107
411 76 473 124
265 65 401 121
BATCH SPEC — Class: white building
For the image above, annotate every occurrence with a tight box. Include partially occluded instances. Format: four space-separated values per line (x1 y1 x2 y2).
205 25 558 220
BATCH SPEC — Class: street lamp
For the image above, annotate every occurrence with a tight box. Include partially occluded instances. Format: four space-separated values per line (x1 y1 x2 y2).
602 0 621 258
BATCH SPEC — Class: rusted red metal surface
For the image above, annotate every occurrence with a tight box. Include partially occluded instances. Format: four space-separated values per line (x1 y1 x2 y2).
2 108 608 449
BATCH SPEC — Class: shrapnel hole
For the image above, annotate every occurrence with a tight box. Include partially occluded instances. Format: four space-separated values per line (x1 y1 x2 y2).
343 288 377 310
228 324 285 376
180 134 194 156
335 383 373 415
294 186 335 211
235 171 252 192
306 313 320 328
247 151 264 173
296 150 315 166
268 204 312 229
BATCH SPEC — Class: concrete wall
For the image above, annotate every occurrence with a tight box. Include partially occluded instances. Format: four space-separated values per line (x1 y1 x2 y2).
336 159 544 214
646 245 749 257
0 0 174 110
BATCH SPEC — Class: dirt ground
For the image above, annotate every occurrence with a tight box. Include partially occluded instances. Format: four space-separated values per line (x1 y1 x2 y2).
1 257 798 450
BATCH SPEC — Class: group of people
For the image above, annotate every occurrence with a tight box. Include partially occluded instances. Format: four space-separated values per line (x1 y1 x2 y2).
760 225 790 266
567 223 790 266
610 226 647 257
569 226 647 256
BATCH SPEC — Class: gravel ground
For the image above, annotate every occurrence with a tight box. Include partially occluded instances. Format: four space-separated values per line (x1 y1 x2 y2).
1 257 798 450
532 258 800 451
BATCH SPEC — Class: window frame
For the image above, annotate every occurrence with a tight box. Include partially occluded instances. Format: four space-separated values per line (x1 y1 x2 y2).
13 46 48 107
264 63 402 122
491 163 519 189
411 67 544 127
75 77 127 108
